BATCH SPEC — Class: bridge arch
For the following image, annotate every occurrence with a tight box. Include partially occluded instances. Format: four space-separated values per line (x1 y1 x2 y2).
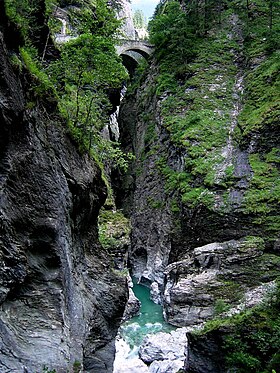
116 40 154 59
116 40 154 75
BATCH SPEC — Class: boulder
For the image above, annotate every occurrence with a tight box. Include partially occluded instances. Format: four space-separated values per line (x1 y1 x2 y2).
163 238 280 326
122 276 141 321
139 328 188 371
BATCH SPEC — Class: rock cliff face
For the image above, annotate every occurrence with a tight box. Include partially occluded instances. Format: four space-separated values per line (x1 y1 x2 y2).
117 4 279 371
116 0 136 39
117 65 184 303
0 19 127 373
118 8 279 310
164 238 278 326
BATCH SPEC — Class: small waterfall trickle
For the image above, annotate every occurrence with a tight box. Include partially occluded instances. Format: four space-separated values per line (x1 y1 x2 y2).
103 86 127 142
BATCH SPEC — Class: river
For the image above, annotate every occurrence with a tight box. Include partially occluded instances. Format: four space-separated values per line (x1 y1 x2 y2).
113 278 175 372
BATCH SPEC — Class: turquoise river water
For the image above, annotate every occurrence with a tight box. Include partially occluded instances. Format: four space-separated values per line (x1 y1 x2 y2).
118 278 175 355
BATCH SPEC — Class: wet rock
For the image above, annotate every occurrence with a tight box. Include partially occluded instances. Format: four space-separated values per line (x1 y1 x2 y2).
150 281 161 304
149 359 185 373
113 338 149 373
186 282 278 373
186 330 227 373
139 328 188 372
116 65 184 301
123 276 141 321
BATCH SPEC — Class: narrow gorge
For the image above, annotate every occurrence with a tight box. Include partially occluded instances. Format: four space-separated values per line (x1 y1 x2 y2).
0 0 279 372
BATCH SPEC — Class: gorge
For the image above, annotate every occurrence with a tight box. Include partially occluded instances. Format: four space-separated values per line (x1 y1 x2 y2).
0 0 279 372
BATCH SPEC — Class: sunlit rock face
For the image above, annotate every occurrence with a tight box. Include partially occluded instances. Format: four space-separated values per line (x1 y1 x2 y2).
116 0 136 39
139 328 188 371
0 18 127 373
163 239 278 327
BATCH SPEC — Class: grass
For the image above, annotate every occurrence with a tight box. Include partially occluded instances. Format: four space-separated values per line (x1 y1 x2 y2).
152 18 242 210
191 284 280 372
98 209 131 250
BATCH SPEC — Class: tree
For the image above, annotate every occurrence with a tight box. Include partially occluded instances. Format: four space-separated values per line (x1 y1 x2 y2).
48 0 129 166
133 9 146 29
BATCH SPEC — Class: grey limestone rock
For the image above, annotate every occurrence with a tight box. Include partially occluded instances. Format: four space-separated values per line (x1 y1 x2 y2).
0 26 127 373
139 328 188 372
116 0 136 39
122 275 141 321
163 238 280 327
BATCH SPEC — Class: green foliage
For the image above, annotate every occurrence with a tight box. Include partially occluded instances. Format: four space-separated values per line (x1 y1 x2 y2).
147 1 246 211
20 46 54 96
98 209 131 250
242 153 280 241
233 4 280 244
196 284 280 373
9 53 23 72
238 50 280 136
5 0 39 40
126 59 149 96
133 9 147 29
69 0 122 37
231 0 280 55
48 29 129 165
148 0 279 220
214 299 231 315
5 0 132 178
149 1 198 90
240 236 265 251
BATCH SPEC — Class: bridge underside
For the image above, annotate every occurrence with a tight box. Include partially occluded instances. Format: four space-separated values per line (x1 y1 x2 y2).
116 40 154 75
120 53 140 76
116 41 153 57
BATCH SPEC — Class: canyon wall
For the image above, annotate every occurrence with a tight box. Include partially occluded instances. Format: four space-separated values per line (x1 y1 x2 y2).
0 12 127 372
117 2 280 371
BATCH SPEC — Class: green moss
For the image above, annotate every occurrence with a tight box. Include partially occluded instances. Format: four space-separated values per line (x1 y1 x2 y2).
9 53 23 72
182 188 215 208
266 148 280 163
220 286 280 373
150 9 245 211
148 1 279 226
240 236 265 251
238 50 280 136
170 199 180 213
98 209 130 250
207 278 243 304
242 153 280 240
195 283 280 372
20 47 54 95
144 120 157 146
214 299 231 316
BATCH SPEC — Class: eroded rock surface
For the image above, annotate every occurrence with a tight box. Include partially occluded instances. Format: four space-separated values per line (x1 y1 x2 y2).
139 328 188 372
163 238 280 326
0 25 127 373
117 66 184 303
122 275 141 321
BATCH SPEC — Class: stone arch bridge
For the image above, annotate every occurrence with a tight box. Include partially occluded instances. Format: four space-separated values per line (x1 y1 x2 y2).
116 40 154 60
116 40 154 75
